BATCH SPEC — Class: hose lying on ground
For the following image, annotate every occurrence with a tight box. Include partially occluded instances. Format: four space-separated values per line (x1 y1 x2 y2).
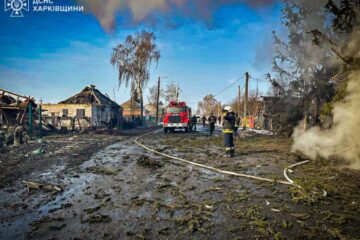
283 160 309 184
135 129 308 187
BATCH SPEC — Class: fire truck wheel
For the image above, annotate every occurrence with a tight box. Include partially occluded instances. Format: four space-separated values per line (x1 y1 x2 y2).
164 128 168 133
185 127 189 133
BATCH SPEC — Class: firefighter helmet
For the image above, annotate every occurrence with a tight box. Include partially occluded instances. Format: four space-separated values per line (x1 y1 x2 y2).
224 106 232 112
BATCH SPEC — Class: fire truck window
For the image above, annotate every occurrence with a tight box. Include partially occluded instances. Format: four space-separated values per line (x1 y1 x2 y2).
166 107 186 113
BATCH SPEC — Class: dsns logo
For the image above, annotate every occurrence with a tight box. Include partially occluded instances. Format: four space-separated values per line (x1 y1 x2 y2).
4 0 29 17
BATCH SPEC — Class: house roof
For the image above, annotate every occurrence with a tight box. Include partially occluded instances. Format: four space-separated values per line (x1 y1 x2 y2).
59 85 119 107
145 104 156 113
145 103 163 114
121 99 140 110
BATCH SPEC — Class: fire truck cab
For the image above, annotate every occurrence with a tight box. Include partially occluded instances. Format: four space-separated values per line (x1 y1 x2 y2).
162 101 191 133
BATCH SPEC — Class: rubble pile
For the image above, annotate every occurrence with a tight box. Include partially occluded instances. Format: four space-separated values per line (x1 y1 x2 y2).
0 125 28 148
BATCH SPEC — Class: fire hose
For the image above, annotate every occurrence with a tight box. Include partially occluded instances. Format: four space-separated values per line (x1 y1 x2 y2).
135 129 309 188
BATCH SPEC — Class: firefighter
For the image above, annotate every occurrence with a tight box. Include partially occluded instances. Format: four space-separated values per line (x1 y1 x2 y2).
222 106 236 157
208 113 217 135
202 115 206 127
218 116 222 125
234 113 241 138
191 115 197 131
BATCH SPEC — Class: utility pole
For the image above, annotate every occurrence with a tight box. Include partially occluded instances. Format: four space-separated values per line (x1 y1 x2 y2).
217 103 220 117
238 85 241 115
155 76 168 125
39 99 43 139
243 72 249 129
155 77 161 125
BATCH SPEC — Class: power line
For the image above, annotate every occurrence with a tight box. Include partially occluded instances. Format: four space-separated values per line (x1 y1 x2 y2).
249 75 269 83
214 76 244 97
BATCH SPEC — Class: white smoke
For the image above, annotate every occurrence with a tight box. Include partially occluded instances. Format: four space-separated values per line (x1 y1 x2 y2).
292 29 360 170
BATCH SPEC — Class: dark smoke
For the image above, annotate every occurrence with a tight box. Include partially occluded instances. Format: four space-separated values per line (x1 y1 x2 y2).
76 0 278 32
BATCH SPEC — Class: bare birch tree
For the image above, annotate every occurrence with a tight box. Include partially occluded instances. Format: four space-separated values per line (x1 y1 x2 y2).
111 31 160 125
164 81 181 103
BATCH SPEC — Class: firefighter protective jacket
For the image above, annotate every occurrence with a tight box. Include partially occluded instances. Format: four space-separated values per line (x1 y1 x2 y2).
222 111 235 133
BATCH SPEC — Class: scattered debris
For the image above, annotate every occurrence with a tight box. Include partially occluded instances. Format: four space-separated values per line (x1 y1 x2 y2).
84 206 101 214
31 216 64 227
271 208 281 212
48 223 67 231
85 166 119 175
22 181 62 192
32 148 45 155
87 214 112 223
136 155 163 169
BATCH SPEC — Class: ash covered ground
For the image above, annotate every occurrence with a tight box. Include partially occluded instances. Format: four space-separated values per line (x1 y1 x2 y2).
0 127 359 239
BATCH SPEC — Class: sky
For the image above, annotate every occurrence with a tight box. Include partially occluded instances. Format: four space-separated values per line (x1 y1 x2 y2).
0 0 284 109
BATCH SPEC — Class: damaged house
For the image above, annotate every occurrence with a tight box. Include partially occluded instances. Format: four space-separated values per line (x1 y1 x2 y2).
0 88 38 146
258 96 303 134
42 85 122 130
0 88 36 126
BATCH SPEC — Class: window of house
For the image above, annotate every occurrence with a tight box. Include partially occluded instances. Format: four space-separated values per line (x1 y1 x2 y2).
62 109 68 117
76 109 85 118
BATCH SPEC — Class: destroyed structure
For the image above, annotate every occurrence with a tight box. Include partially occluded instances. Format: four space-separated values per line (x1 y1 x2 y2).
42 85 122 131
0 88 38 146
0 89 36 126
257 96 304 134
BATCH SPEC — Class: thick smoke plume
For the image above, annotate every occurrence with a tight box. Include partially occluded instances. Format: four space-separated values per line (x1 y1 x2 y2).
76 0 277 32
292 29 360 170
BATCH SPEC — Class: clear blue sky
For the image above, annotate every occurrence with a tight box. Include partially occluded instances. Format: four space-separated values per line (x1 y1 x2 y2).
0 0 284 109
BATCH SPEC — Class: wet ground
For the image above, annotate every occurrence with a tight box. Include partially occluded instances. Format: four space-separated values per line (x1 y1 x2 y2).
0 126 359 239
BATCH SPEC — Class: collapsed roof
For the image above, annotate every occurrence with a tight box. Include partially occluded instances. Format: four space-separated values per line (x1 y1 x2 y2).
0 89 36 109
0 88 37 126
59 85 119 107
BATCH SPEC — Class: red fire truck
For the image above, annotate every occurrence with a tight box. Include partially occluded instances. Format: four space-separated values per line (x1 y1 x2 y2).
163 101 192 133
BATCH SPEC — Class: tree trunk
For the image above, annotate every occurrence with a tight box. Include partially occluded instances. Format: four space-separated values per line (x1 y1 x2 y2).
140 91 144 126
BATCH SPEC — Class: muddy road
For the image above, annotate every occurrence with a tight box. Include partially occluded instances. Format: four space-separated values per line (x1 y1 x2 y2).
0 127 359 239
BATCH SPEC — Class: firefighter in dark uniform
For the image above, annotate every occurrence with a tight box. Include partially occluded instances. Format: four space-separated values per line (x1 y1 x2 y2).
234 113 241 138
222 106 236 157
191 115 197 131
208 113 217 135
202 115 206 127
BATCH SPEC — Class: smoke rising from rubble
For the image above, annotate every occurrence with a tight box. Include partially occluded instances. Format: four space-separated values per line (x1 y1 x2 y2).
76 0 277 32
292 28 360 170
